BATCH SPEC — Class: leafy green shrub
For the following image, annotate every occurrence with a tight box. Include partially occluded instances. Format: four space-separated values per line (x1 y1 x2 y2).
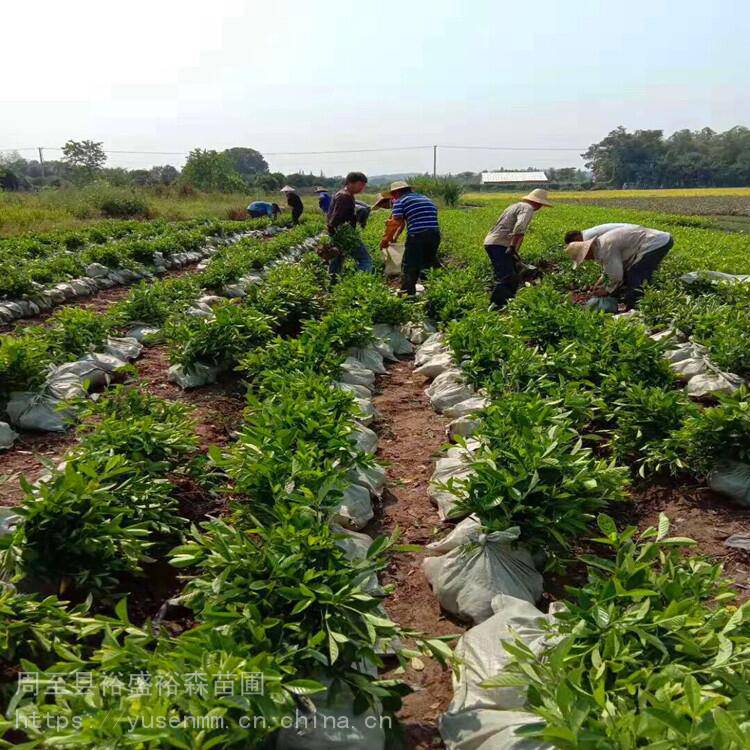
0 456 185 596
332 272 411 326
166 302 273 372
92 188 153 219
250 263 325 333
0 586 98 669
409 175 463 207
46 306 109 359
0 332 52 402
669 387 750 476
109 276 201 326
424 266 489 322
12 623 301 749
451 394 628 560
489 514 750 749
75 386 198 472
610 384 697 475
216 375 366 520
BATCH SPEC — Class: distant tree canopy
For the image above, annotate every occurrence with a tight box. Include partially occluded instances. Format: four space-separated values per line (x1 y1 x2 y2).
222 147 268 180
62 140 107 179
583 126 750 188
180 149 246 192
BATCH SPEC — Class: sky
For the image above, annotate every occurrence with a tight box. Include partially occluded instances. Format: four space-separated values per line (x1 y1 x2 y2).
2 0 749 176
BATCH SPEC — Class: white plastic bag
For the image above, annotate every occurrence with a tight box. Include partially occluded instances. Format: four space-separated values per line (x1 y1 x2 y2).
333 484 374 530
336 382 372 400
373 324 414 355
443 396 490 420
104 336 143 362
686 370 743 397
347 347 387 375
350 422 378 455
423 520 543 624
427 370 475 413
447 415 481 440
708 460 750 507
429 456 475 519
0 421 18 450
383 242 405 277
414 334 447 367
167 363 219 389
341 359 376 388
348 463 386 498
276 677 385 750
440 595 555 750
6 393 74 432
415 351 454 379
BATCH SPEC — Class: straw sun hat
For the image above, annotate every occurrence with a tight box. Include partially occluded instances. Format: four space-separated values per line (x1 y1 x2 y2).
521 188 553 207
389 180 411 195
280 185 296 193
565 239 597 268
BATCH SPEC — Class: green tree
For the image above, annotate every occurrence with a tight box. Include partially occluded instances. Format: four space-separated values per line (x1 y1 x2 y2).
582 127 666 187
62 140 107 183
181 149 246 192
223 147 268 181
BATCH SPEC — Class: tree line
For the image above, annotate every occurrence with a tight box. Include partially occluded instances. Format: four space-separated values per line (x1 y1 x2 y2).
583 126 750 188
0 142 344 193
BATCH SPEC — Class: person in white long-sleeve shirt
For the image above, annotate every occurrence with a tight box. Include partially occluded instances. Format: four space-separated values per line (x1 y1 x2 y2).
564 225 674 309
565 223 639 244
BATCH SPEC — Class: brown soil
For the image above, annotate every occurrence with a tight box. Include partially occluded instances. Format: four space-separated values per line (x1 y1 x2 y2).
372 358 465 750
0 344 246 508
626 478 750 594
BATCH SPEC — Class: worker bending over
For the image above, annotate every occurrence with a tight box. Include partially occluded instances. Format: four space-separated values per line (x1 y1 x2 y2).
280 186 304 224
564 223 638 243
380 181 440 296
246 201 281 219
314 186 332 214
483 189 552 307
327 171 373 274
565 225 674 309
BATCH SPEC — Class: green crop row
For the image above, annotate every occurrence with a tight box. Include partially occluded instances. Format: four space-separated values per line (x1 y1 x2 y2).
415 203 750 746
0 216 282 301
1 237 441 747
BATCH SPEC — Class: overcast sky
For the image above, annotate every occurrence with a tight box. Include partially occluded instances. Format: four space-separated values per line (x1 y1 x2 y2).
3 0 748 176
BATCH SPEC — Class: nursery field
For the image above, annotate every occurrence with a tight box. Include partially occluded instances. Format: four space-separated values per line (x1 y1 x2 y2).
1 193 750 749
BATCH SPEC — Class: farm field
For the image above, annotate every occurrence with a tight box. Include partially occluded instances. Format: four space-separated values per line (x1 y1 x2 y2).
1 192 750 748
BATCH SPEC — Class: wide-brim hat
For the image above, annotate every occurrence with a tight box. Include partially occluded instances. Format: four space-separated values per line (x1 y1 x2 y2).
565 239 597 268
313 186 327 193
521 188 553 207
389 180 411 195
280 185 296 193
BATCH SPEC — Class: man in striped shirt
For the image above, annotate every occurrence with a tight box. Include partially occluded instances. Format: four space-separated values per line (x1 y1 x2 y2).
380 181 440 296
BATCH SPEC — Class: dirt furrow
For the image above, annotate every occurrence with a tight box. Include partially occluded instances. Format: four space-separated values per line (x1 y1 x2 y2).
372 357 464 750
0 345 246 507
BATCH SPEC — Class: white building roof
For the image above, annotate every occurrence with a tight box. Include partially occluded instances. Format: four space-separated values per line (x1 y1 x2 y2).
481 171 548 184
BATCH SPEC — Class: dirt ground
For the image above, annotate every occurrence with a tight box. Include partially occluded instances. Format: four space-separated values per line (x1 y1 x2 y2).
372 358 465 750
0 343 246 507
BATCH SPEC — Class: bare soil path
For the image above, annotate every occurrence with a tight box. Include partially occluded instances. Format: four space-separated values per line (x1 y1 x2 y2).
0 344 246 507
372 358 465 750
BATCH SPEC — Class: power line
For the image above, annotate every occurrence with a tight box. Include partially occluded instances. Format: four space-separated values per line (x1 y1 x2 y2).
442 145 585 152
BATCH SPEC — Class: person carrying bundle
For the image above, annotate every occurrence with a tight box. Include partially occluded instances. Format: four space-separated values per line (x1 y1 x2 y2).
565 225 674 309
280 186 304 224
246 201 281 219
380 181 441 296
483 189 553 308
327 171 373 274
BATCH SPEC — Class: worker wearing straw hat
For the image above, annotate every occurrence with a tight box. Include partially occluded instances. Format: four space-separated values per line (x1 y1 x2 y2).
565 225 673 309
314 186 332 214
280 185 304 225
483 188 552 308
380 180 441 296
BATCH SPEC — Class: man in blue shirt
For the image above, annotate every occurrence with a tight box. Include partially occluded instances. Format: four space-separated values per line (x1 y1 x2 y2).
314 187 332 214
380 181 440 296
246 201 280 219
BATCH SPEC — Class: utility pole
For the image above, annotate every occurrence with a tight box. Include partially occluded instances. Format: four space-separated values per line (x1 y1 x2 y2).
433 145 437 178
38 147 45 178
